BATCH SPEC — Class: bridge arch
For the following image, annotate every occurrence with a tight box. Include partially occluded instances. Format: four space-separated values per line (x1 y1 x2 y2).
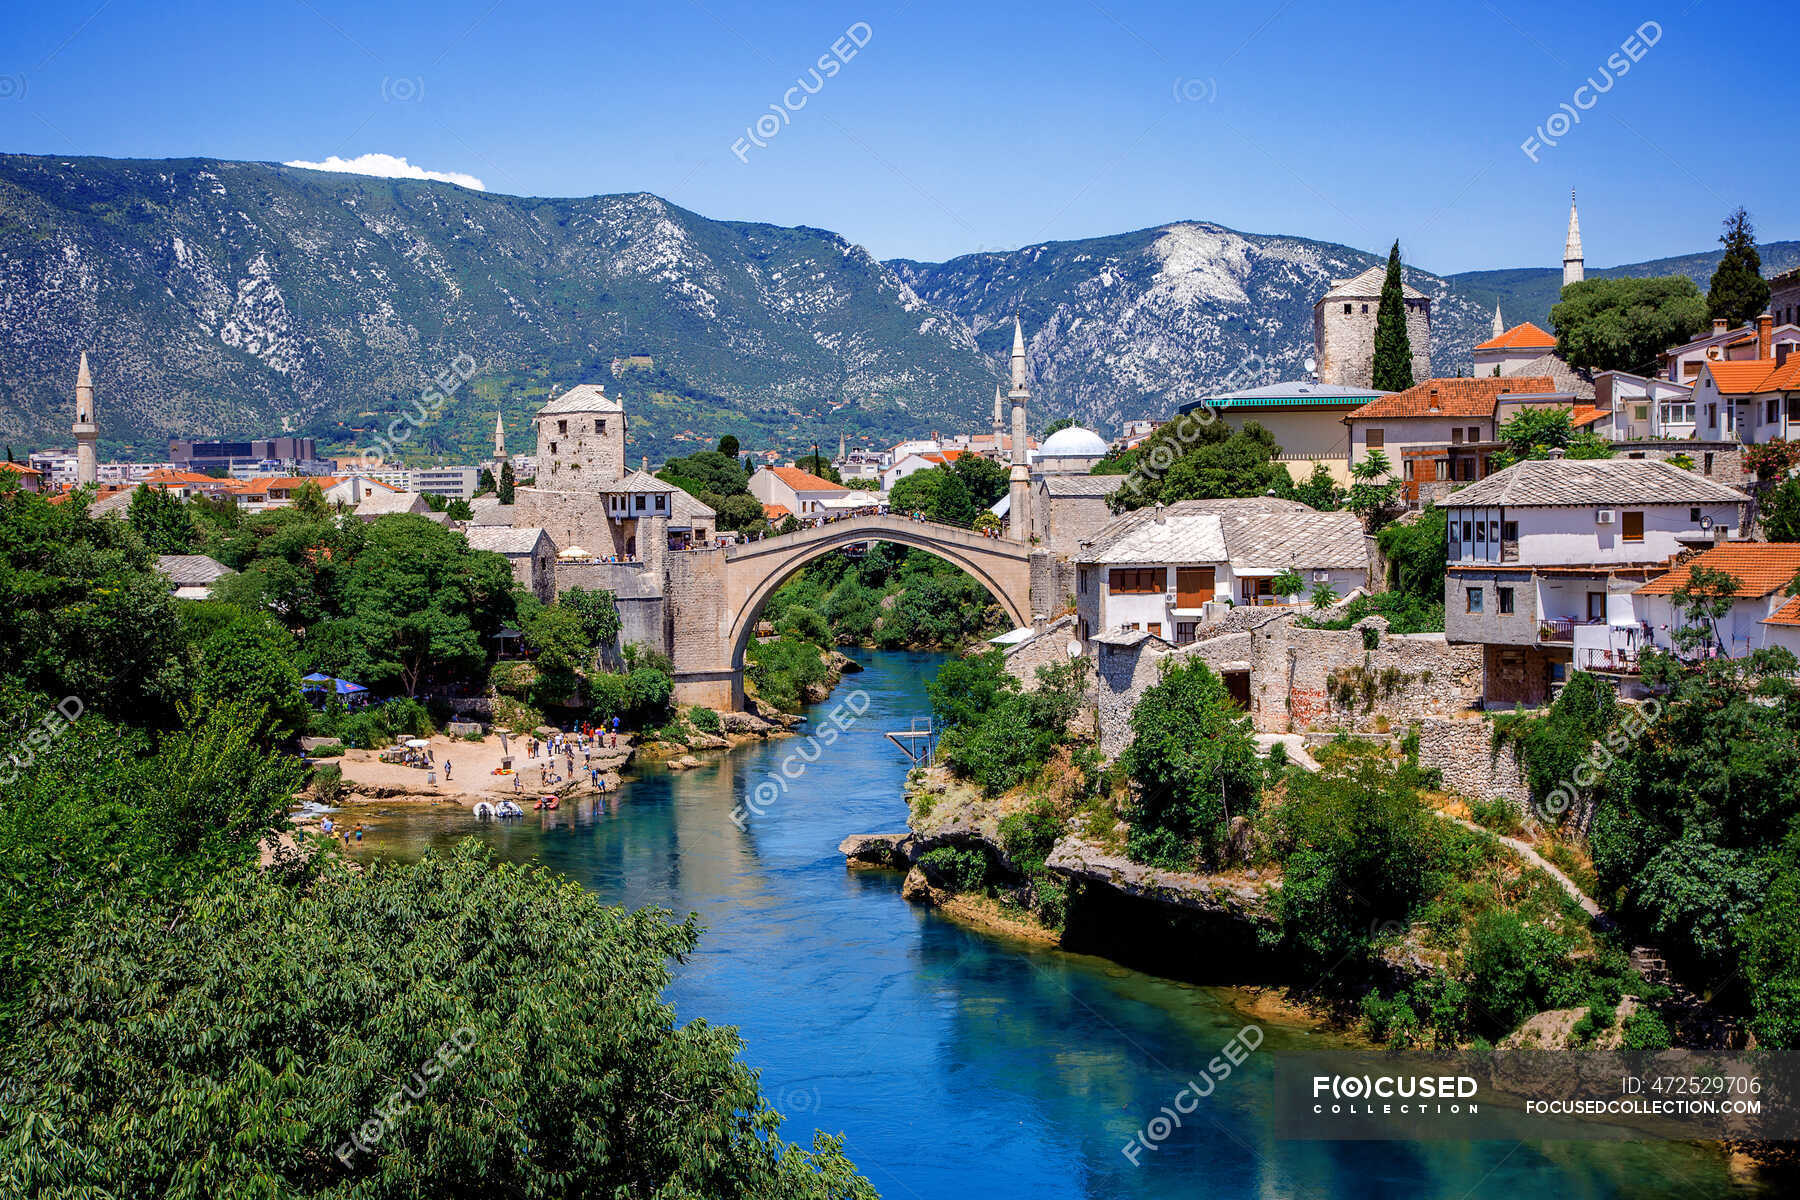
719 515 1034 694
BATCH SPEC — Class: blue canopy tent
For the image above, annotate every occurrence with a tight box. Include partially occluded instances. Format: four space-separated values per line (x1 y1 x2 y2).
301 672 371 709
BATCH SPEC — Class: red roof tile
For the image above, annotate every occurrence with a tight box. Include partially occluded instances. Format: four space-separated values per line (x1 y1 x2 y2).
1347 376 1557 420
765 466 845 492
1764 595 1800 627
1705 357 1800 394
1636 543 1800 598
1474 322 1556 351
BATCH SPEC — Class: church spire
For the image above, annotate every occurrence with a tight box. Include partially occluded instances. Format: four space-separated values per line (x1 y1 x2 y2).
1562 190 1584 288
73 352 97 487
1492 303 1505 338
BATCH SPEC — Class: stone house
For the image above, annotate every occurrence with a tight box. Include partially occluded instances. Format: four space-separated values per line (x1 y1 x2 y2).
1074 498 1368 647
1442 457 1750 705
464 525 558 604
1344 376 1560 502
354 489 431 521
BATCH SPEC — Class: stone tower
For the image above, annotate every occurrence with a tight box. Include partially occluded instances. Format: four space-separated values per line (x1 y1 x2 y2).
992 384 1005 455
1563 191 1584 288
491 410 506 477
1312 266 1431 388
533 384 626 491
73 352 97 487
1007 317 1032 542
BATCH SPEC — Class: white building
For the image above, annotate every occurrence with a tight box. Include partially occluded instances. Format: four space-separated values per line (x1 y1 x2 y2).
748 465 854 517
1631 543 1800 663
1075 498 1368 645
1032 425 1109 474
1596 371 1697 440
1472 322 1557 377
1443 456 1750 705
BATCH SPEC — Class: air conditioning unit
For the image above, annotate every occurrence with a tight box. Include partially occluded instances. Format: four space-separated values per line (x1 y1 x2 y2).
1164 591 1179 605
1312 570 1331 583
1595 508 1617 525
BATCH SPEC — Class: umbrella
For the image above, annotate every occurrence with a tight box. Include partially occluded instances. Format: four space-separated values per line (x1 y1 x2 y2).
405 739 430 749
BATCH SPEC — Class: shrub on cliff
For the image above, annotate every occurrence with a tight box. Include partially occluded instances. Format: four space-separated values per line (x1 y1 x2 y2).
1121 661 1261 869
931 655 1088 796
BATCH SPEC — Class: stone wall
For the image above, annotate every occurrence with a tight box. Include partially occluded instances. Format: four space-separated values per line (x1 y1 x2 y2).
513 487 630 559
1416 715 1531 809
1314 295 1431 388
1087 611 1483 757
1613 440 1748 489
534 406 626 490
552 561 666 658
662 547 736 708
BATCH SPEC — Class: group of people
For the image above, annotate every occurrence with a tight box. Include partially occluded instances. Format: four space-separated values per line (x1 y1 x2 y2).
317 816 364 845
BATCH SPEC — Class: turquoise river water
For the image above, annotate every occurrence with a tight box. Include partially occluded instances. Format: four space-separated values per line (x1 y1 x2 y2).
351 649 1757 1199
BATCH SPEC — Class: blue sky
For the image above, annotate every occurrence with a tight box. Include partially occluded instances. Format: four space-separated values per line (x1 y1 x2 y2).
0 0 1781 273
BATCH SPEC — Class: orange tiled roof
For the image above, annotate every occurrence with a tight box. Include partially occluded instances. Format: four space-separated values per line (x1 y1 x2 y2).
144 468 219 484
0 461 40 475
762 503 792 520
766 465 845 492
1764 595 1800 627
1705 357 1800 394
1347 376 1557 420
1569 405 1607 428
1636 543 1800 598
1474 322 1556 352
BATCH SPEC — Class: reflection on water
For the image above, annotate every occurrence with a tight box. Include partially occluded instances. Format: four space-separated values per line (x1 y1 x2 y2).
351 650 1756 1199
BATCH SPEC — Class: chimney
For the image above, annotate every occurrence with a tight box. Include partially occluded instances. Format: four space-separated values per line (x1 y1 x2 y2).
1427 386 1441 412
1758 312 1774 360
1713 318 1729 336
1547 447 1567 459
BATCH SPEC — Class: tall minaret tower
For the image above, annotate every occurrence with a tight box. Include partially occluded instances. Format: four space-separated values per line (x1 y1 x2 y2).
992 384 1005 456
490 410 506 478
1007 316 1032 542
73 352 98 487
1492 303 1505 338
1562 191 1584 288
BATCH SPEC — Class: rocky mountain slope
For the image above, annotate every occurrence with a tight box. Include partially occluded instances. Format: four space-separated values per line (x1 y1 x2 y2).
1 153 1787 460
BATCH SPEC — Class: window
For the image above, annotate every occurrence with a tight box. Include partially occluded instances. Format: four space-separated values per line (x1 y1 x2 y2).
1498 587 1515 614
1621 510 1644 542
1403 460 1414 480
1468 426 1481 443
1344 303 1353 314
1466 587 1484 613
596 419 607 434
1461 520 1474 542
1502 520 1518 542
1707 403 1716 427
1690 508 1701 523
1365 428 1385 449
549 441 558 455
1147 623 1162 638
1176 621 1196 646
557 420 567 435
1108 568 1163 594
1241 577 1275 604
1661 401 1694 425
1704 453 1715 475
1361 303 1369 314
1123 623 1139 632
1769 399 1780 423
1634 405 1649 421
635 495 646 511
1588 592 1606 621
1450 428 1463 444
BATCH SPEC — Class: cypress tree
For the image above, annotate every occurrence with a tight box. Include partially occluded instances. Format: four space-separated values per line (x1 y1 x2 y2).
1707 207 1769 329
1371 240 1415 391
499 460 516 504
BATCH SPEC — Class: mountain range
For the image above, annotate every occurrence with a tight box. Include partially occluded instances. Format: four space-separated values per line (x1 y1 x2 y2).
1 153 1793 464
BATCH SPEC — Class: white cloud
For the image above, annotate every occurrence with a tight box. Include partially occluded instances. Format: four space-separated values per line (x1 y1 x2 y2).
282 153 486 191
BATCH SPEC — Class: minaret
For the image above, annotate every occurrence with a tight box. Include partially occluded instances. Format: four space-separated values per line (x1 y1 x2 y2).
837 432 846 463
1562 191 1584 288
73 352 97 487
992 384 1005 457
1007 316 1032 542
1492 303 1505 338
491 410 506 476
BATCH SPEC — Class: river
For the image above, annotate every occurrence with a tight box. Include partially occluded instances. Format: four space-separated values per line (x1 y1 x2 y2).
351 649 1755 1199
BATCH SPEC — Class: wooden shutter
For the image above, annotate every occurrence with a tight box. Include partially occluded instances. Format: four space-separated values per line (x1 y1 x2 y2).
1620 511 1644 542
1175 567 1215 607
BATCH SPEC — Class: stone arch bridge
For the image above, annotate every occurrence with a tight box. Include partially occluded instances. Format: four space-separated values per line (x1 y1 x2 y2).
664 514 1048 709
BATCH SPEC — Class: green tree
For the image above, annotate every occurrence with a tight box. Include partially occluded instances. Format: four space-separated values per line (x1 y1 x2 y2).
518 595 593 707
889 466 975 525
717 433 741 457
1377 505 1447 601
660 450 749 497
562 586 622 654
1122 660 1261 868
126 484 197 553
717 492 769 534
1042 417 1077 436
445 497 473 521
0 842 876 1198
1370 240 1415 392
477 467 496 494
794 452 841 483
1280 461 1344 511
1761 474 1800 542
498 461 516 505
1551 276 1709 374
1707 207 1770 329
951 451 1009 508
1107 417 1287 511
196 617 309 742
1346 450 1401 531
1670 565 1742 655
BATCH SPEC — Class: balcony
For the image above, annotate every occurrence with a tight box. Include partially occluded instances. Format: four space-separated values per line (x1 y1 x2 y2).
1537 617 1595 643
1576 646 1643 674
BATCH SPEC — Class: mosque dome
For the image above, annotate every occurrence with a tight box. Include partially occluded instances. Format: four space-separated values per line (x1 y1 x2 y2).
1038 425 1109 458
